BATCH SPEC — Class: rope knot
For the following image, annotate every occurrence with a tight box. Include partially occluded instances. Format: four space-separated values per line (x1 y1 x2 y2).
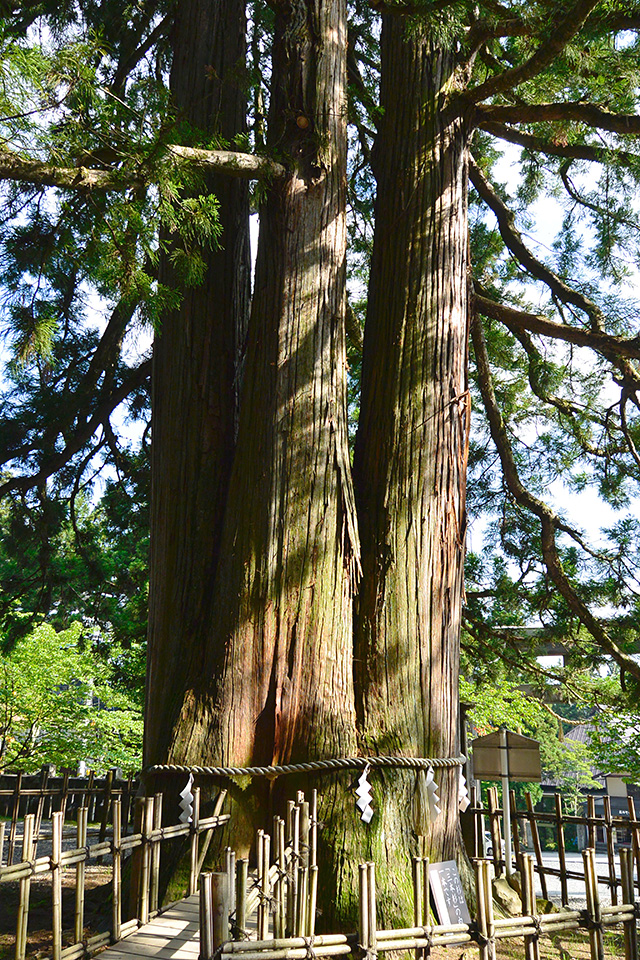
422 926 433 952
302 936 316 960
531 914 543 937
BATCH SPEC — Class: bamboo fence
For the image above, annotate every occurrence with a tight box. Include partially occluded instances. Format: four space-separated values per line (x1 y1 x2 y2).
471 785 640 905
200 790 640 960
0 768 139 866
4 782 640 960
0 787 229 960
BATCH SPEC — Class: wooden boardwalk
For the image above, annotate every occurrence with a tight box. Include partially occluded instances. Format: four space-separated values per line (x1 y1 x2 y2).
103 896 200 960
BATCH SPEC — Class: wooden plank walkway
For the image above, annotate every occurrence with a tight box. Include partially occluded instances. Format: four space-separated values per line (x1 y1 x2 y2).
103 896 200 960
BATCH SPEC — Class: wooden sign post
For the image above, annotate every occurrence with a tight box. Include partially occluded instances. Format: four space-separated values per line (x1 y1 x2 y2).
471 728 542 876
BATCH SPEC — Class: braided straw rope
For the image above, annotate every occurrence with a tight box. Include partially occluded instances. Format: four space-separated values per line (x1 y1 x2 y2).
146 754 466 779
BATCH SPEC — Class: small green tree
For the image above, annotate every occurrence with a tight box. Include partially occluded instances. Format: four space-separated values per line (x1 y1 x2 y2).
0 621 142 772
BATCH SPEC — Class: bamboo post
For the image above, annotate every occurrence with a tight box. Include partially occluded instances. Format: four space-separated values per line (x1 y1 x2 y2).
603 796 618 906
583 847 604 960
261 831 271 939
510 789 521 863
8 770 23 866
273 817 285 938
236 858 248 939
620 848 637 960
411 857 430 960
474 859 491 960
359 863 369 956
412 856 424 960
299 800 310 869
52 810 63 960
308 864 318 938
98 769 114 843
150 792 163 914
15 813 34 960
366 862 377 960
290 803 300 936
525 791 548 901
129 797 144 923
554 794 569 907
296 863 308 938
310 790 318 869
627 796 640 895
272 816 284 940
271 818 282 939
588 795 597 850
257 829 265 938
487 787 503 876
138 796 154 925
33 766 50 858
74 806 88 945
211 872 230 950
112 798 122 942
200 872 214 960
421 859 429 946
521 853 540 960
226 847 236 918
0 821 5 866
189 787 201 897
484 860 497 960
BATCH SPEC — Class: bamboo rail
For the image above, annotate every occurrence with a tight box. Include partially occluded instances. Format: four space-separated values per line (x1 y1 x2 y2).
1 787 229 960
0 768 138 866
201 843 640 960
472 788 640 898
197 791 640 960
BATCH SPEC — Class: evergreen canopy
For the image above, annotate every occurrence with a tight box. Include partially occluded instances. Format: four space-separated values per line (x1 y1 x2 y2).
1 0 640 911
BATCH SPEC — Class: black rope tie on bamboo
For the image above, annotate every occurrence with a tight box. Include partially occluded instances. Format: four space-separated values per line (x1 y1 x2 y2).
531 914 543 938
301 936 317 960
421 926 433 953
358 943 377 960
212 941 232 960
249 876 278 914
476 932 496 951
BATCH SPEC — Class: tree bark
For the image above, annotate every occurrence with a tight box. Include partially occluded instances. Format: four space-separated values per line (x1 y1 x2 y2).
145 0 250 765
162 0 362 924
353 18 470 917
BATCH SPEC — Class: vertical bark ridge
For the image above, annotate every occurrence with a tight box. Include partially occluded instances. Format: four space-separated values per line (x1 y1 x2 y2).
166 0 361 918
353 17 470 899
145 0 250 765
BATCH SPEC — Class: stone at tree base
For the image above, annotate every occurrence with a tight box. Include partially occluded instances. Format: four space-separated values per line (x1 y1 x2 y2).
492 875 522 916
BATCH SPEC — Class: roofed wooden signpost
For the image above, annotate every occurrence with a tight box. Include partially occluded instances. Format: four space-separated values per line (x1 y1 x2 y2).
471 728 542 875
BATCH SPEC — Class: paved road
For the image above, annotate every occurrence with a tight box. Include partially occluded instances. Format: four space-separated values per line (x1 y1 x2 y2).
537 852 613 909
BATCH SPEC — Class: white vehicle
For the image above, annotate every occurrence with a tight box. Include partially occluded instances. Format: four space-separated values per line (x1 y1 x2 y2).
484 830 505 857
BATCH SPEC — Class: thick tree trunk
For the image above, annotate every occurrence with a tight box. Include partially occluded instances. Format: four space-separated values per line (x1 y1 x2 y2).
145 0 250 765
353 18 470 918
163 0 362 925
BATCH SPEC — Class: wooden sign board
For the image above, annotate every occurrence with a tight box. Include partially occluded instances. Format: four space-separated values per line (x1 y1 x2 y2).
428 861 471 926
471 730 542 782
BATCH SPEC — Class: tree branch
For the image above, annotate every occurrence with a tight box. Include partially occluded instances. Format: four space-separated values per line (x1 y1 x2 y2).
478 120 638 166
473 290 640 363
469 157 612 332
477 102 640 137
0 145 286 192
0 360 151 498
470 311 640 682
462 0 600 104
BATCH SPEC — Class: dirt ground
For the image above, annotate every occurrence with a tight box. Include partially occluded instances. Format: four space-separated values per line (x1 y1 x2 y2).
416 932 625 959
0 869 113 960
